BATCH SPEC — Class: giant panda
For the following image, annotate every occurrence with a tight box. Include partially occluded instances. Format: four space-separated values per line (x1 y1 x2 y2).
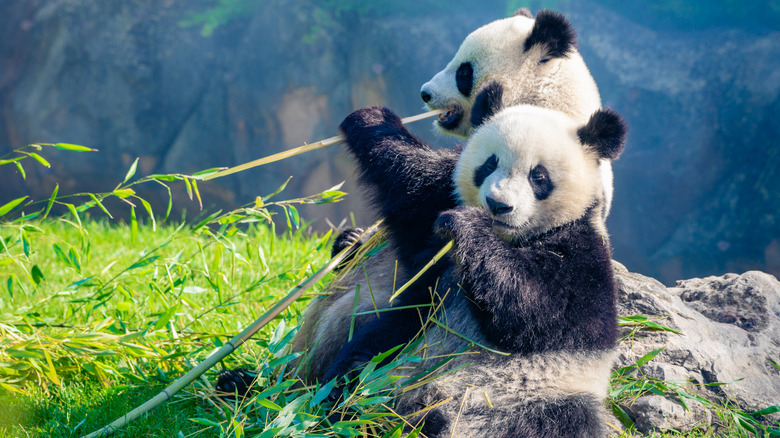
322 84 626 437
421 8 614 216
290 10 608 383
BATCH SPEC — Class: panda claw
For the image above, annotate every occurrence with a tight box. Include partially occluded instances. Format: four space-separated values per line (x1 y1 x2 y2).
215 367 256 401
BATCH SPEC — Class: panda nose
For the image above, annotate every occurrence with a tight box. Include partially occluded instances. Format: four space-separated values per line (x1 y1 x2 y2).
421 90 432 103
486 196 513 216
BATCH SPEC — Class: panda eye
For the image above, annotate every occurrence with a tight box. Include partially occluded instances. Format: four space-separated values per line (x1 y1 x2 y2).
529 164 554 200
473 154 498 187
456 62 474 97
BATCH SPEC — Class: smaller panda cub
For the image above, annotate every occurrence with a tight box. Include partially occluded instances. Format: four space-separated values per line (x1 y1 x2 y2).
325 85 626 438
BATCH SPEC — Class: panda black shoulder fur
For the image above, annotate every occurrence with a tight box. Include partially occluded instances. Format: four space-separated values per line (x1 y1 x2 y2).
323 83 626 437
289 9 609 383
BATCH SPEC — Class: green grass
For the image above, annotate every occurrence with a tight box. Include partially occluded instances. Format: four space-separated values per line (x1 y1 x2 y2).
0 215 338 436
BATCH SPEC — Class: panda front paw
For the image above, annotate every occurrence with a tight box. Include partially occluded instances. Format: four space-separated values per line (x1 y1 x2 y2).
339 107 406 154
434 206 485 240
331 227 365 258
215 367 256 401
340 107 403 131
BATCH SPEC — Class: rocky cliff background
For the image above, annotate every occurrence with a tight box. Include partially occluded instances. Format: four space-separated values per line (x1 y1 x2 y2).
1 0 778 285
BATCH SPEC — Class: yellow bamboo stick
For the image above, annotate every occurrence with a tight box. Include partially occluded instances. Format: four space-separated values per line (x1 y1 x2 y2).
203 109 444 181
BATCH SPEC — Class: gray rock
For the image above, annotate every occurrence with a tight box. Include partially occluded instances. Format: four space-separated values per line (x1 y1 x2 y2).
625 395 711 434
614 262 780 433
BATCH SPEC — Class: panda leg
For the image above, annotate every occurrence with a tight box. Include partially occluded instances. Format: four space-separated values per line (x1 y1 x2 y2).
500 394 606 438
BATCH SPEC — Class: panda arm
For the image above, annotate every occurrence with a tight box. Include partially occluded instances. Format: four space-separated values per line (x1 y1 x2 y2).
434 206 617 353
340 107 461 268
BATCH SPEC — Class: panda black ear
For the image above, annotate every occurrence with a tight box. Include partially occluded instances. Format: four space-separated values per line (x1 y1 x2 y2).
523 10 575 60
577 108 628 160
470 82 504 129
513 8 533 18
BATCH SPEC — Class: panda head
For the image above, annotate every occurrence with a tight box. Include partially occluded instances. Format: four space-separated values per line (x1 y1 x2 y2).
454 83 626 242
421 9 600 138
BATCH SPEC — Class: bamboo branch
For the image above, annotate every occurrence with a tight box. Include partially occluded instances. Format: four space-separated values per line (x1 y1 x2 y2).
203 109 443 181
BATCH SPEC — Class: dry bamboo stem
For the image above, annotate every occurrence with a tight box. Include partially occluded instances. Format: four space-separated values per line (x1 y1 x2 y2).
203 109 444 181
82 221 383 438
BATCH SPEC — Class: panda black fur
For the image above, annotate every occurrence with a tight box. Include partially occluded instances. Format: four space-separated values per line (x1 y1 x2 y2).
322 84 626 437
291 10 610 384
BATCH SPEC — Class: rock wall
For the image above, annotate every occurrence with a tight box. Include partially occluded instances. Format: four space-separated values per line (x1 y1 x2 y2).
613 263 780 433
1 0 778 284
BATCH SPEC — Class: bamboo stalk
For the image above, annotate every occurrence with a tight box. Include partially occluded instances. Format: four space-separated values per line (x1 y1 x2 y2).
82 221 383 438
203 109 444 181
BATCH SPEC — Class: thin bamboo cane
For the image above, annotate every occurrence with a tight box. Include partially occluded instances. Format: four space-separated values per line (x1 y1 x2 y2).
82 220 383 438
202 109 444 181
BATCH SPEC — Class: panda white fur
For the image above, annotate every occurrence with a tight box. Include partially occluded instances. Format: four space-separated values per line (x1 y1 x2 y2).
290 10 610 383
421 8 613 217
321 83 626 437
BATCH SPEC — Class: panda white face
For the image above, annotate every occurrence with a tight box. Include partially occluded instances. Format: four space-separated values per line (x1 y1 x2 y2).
454 105 603 242
421 10 601 137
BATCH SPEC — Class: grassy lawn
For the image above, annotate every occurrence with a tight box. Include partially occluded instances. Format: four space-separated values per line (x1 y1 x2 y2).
0 215 342 437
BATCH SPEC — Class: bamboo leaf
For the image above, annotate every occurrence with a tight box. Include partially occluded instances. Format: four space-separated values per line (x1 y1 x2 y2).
183 177 193 200
43 184 59 219
14 209 43 222
138 197 156 231
610 402 635 429
190 167 226 180
53 244 71 268
31 265 45 285
127 256 159 271
123 158 139 183
28 152 50 168
636 348 664 367
113 188 136 199
0 196 28 217
42 349 61 386
288 205 300 229
54 143 96 152
191 179 203 209
88 193 113 218
64 203 83 229
68 247 82 274
146 174 182 181
14 161 26 179
0 156 25 165
311 380 336 406
152 305 177 331
21 232 30 257
752 405 780 416
130 206 138 243
263 177 291 202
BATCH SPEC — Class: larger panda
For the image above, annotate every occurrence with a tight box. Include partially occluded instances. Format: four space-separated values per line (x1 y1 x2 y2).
291 10 607 383
323 84 626 437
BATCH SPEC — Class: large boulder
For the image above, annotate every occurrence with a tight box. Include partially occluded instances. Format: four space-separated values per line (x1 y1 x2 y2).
614 262 780 433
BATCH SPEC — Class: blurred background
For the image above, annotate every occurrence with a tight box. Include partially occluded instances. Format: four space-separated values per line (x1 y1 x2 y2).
1 0 778 284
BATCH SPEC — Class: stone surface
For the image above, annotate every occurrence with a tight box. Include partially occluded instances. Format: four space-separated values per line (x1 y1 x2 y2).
614 262 780 433
625 395 711 434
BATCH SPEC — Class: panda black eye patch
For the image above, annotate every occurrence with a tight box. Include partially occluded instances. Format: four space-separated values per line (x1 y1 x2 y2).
473 154 498 187
456 62 474 97
529 164 554 200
